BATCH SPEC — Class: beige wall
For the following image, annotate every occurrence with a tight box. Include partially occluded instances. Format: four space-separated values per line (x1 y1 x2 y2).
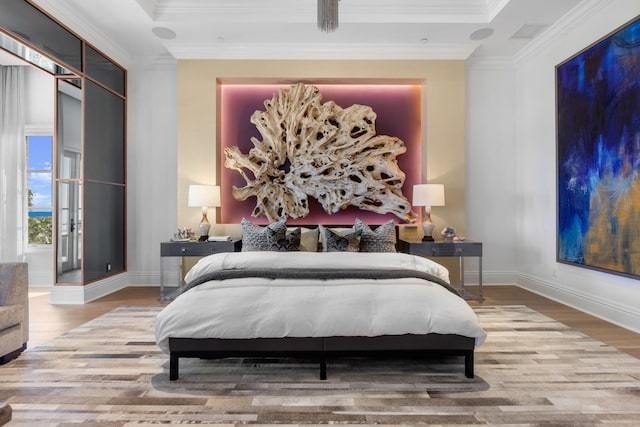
176 60 466 240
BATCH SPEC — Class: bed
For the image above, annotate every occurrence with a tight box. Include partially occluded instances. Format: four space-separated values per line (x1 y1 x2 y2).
155 249 487 381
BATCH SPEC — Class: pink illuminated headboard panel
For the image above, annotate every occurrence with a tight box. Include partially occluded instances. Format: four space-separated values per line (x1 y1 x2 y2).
219 83 422 225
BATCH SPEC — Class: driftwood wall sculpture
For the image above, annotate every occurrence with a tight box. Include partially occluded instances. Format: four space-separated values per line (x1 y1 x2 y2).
224 83 417 223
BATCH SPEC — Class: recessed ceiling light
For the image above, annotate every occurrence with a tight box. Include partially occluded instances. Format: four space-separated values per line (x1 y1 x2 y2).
469 28 494 41
217 36 225 43
420 38 429 43
151 26 176 40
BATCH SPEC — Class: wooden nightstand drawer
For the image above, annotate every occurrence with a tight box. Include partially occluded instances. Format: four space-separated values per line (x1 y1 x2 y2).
160 240 240 257
398 240 482 257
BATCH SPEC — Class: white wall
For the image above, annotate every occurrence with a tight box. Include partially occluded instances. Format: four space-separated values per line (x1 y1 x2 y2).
465 59 518 284
468 0 640 332
125 59 180 288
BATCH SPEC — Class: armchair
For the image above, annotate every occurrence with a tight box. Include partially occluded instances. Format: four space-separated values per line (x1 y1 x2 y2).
0 262 29 364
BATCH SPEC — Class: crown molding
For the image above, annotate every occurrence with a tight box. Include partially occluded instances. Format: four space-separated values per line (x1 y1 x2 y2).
135 0 158 19
486 0 511 20
154 0 493 23
167 42 478 61
513 0 610 65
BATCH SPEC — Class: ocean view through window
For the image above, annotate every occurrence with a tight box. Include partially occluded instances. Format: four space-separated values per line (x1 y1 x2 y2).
27 135 53 244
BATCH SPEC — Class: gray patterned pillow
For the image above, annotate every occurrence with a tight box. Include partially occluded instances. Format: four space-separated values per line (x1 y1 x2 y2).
318 225 352 252
354 218 397 252
241 218 287 251
266 227 301 252
324 227 362 252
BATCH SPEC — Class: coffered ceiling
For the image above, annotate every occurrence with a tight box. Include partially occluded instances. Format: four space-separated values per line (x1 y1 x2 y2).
6 0 587 65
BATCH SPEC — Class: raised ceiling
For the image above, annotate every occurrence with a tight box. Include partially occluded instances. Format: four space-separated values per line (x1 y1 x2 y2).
14 0 586 65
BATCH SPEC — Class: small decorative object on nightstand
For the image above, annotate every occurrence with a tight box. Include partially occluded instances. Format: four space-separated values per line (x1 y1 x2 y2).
412 183 445 241
188 184 220 242
173 227 195 241
441 227 457 240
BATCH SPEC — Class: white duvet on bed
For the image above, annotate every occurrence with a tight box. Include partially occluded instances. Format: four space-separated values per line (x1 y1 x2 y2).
155 251 487 353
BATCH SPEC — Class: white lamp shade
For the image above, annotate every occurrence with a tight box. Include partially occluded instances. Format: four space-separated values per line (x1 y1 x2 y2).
412 184 445 207
188 185 221 208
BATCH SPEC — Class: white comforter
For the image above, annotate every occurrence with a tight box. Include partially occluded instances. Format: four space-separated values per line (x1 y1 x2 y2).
155 251 487 353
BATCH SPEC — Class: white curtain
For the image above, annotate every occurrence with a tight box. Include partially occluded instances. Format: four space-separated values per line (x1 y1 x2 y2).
0 66 26 262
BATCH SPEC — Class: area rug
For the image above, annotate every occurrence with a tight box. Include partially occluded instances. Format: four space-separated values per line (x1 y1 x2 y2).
0 305 639 426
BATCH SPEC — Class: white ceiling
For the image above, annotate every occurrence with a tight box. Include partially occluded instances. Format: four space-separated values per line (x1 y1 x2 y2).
4 0 586 65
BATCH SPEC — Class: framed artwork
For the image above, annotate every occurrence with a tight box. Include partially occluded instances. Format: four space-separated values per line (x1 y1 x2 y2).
556 16 640 279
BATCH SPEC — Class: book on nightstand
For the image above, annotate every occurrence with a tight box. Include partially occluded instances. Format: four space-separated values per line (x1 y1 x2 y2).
207 235 231 242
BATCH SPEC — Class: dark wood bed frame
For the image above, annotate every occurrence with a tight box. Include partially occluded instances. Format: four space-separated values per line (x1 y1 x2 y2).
168 333 475 380
166 224 476 381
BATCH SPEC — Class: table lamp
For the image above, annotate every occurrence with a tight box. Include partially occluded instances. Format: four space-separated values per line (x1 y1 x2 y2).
188 185 221 241
412 184 445 241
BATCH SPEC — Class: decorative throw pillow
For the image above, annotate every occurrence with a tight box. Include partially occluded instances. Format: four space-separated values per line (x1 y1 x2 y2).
318 225 353 252
266 227 301 252
324 227 362 252
290 227 319 252
354 218 397 253
241 218 287 251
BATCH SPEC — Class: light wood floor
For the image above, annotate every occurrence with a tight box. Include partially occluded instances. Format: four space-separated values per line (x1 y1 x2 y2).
27 285 640 359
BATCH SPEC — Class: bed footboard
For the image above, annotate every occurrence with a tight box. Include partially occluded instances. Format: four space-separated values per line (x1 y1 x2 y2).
168 334 475 381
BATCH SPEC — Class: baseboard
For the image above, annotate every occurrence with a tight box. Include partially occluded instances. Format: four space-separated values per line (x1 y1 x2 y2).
464 270 517 285
49 273 128 304
517 273 640 334
27 271 54 287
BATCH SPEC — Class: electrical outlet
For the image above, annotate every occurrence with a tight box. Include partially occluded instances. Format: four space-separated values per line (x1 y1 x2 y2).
106 262 112 272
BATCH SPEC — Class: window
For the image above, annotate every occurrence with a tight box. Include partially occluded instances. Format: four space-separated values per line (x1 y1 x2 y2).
27 135 53 244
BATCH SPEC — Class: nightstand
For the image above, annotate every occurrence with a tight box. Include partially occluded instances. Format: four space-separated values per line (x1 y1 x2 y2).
399 239 483 301
159 239 241 302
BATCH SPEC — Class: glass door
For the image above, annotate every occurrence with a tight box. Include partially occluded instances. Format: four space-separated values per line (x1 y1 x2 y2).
55 78 82 284
56 151 81 282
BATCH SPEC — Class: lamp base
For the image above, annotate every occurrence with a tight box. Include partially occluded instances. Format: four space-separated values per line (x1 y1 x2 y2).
198 221 211 242
422 221 435 242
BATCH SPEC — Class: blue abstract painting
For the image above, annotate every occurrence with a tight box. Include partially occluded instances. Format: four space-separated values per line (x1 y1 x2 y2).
556 16 640 279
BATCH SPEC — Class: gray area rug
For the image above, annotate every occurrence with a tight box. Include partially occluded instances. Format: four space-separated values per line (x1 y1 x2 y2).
0 305 639 425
